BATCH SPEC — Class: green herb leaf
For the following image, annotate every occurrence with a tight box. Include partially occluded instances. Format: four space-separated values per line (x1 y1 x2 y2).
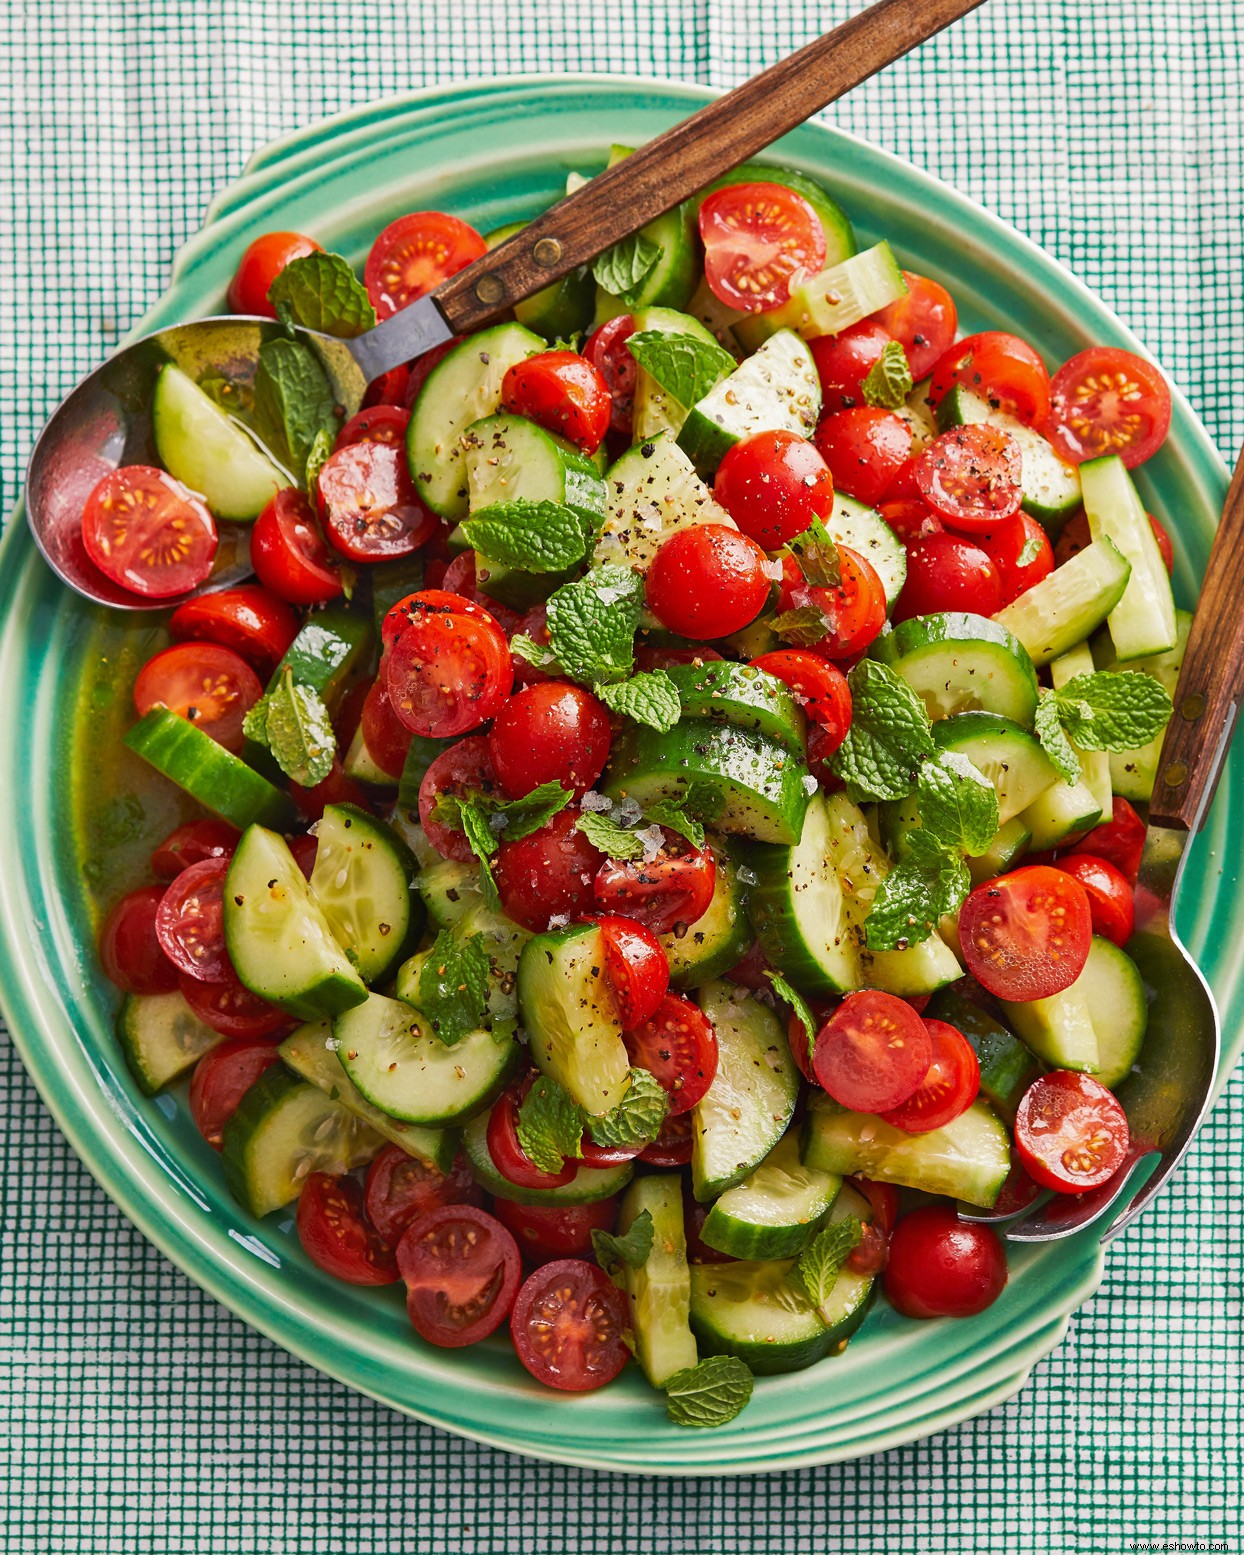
1054 670 1174 752
588 1068 669 1149
545 564 645 684
792 1217 862 1310
305 427 333 498
267 251 378 337
516 1074 586 1175
771 605 832 647
241 669 336 788
461 500 592 574
509 634 560 670
490 780 573 842
788 516 841 588
626 329 736 410
1016 534 1043 568
594 670 681 732
1035 688 1083 785
865 830 970 951
860 340 914 409
576 811 647 861
591 1209 655 1274
768 971 819 1067
917 751 999 857
252 336 338 471
831 660 936 802
433 783 571 849
643 796 706 851
477 855 502 914
592 231 662 306
415 930 491 1046
663 1356 754 1429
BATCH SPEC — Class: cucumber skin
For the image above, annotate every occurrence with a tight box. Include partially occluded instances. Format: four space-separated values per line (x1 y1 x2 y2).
115 990 224 1096
688 1262 875 1375
664 660 806 752
870 610 1040 724
125 708 297 832
925 986 1044 1121
460 1111 633 1205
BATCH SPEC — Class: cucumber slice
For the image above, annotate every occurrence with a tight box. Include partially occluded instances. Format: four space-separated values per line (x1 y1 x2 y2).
871 611 1039 723
342 724 397 789
660 844 752 990
686 276 749 351
700 1132 842 1259
416 857 481 930
407 321 545 519
733 242 907 351
603 721 810 845
516 923 631 1114
630 307 726 442
619 1174 698 1387
307 804 420 984
220 1066 384 1218
278 1022 457 1170
677 330 821 476
967 815 1032 885
692 162 856 266
897 377 938 452
804 1096 1012 1208
663 660 806 751
115 989 224 1095
691 980 800 1201
460 1109 634 1205
484 219 595 341
924 986 1044 1121
994 537 1131 667
397 899 529 1035
151 364 285 521
1081 455 1177 661
594 433 736 574
1050 641 1112 822
937 386 1081 528
1101 609 1190 803
223 825 368 1020
933 712 1059 825
268 605 374 704
1075 936 1148 1088
1001 982 1099 1073
593 143 698 319
827 493 907 608
1018 774 1103 850
125 708 297 832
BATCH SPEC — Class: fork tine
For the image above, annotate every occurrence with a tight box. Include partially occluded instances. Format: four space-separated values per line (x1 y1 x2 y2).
1000 1151 1159 1243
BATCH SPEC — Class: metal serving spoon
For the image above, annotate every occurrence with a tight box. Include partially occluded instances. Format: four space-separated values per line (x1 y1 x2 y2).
24 0 985 608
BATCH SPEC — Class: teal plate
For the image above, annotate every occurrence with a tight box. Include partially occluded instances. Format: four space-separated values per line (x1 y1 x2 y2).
0 77 1237 1475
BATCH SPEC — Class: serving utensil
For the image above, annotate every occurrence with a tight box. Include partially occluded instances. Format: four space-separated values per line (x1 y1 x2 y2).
24 0 985 607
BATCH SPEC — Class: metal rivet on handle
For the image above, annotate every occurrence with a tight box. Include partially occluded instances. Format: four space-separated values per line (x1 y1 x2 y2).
474 274 505 305
1163 760 1188 788
532 238 562 268
1181 692 1206 721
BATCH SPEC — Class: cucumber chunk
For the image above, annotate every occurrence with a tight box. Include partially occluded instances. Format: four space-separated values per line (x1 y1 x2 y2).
224 825 368 1020
871 611 1040 724
619 1174 698 1386
398 898 528 1036
995 537 1131 667
660 844 753 990
267 605 374 705
125 708 297 832
1001 982 1099 1073
967 816 1032 886
691 981 800 1201
1018 773 1103 850
1074 936 1148 1087
924 986 1044 1121
700 1131 842 1259
1051 641 1113 822
594 433 736 574
827 494 907 608
416 857 482 930
932 712 1059 825
151 364 285 521
937 385 1081 528
308 804 420 985
804 1095 1012 1209
460 1109 633 1205
678 329 821 475
630 307 727 442
733 242 907 350
342 724 397 789
1081 454 1177 661
663 659 806 751
692 162 856 267
516 923 630 1115
116 989 225 1095
1101 609 1189 803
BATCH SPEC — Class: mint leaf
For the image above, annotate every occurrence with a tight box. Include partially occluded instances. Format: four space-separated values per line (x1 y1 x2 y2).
305 426 333 498
489 780 573 842
1016 534 1043 568
1035 689 1082 785
587 1068 669 1149
415 930 491 1045
461 500 591 574
591 1209 654 1274
788 516 841 588
772 605 832 647
663 1356 754 1429
267 251 377 338
430 791 505 912
592 232 662 306
1054 671 1173 753
546 564 645 684
917 751 999 857
252 336 338 471
860 340 914 409
242 669 335 788
433 783 571 848
643 797 706 851
769 971 818 1067
594 670 680 732
576 811 647 861
516 1074 586 1175
831 660 935 802
792 1217 862 1311
509 634 560 670
865 830 969 951
626 329 736 410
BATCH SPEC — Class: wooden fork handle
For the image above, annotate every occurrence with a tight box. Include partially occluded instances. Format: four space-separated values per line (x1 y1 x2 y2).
432 0 987 333
1149 444 1244 830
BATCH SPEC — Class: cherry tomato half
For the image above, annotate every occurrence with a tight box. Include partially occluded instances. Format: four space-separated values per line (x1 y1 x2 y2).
169 585 299 674
397 1204 521 1347
698 182 827 313
417 735 500 863
928 331 1052 426
385 600 513 738
809 322 893 414
296 1172 399 1285
595 914 670 1031
638 1110 694 1166
878 497 944 544
227 231 321 317
495 808 605 933
364 1146 483 1246
189 1035 282 1149
98 884 178 994
251 488 343 606
133 641 262 754
1014 1070 1131 1192
883 1205 1008 1318
879 1019 980 1134
178 965 289 1039
976 513 1054 607
334 404 411 451
872 271 958 380
750 649 852 743
486 682 612 800
776 544 887 659
1052 854 1135 947
364 212 486 320
1046 346 1172 468
893 531 1002 624
814 407 912 506
358 678 414 780
584 315 637 439
501 350 611 455
155 856 231 983
81 466 217 600
813 990 933 1113
593 830 717 937
151 818 240 882
361 364 412 410
1066 796 1146 885
622 992 719 1115
844 1174 901 1276
645 524 770 640
915 424 1024 531
318 440 436 562
486 1080 578 1191
493 1197 619 1265
958 865 1093 1001
510 1258 631 1390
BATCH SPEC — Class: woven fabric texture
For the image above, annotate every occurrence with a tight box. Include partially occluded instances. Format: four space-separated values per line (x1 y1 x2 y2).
1 2 1241 1551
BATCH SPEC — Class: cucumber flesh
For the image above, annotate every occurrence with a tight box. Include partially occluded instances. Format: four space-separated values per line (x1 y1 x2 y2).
937 386 1081 528
619 1174 699 1387
594 433 736 574
663 659 806 751
516 923 631 1115
125 708 297 833
342 724 396 788
1018 774 1103 850
267 606 374 704
416 857 482 930
924 986 1044 1121
630 306 727 442
1075 936 1148 1088
932 712 1059 825
1050 641 1113 823
1081 454 1177 661
308 803 420 984
115 989 224 1095
152 364 285 521
967 816 1032 886
994 537 1131 667
700 1131 841 1259
397 898 528 1035
827 494 907 608
871 611 1040 724
1002 982 1100 1073
660 844 753 990
733 242 907 350
460 1109 633 1205
677 329 821 476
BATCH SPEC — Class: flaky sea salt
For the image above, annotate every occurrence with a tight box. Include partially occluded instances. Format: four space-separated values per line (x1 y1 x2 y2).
636 824 665 862
579 790 613 813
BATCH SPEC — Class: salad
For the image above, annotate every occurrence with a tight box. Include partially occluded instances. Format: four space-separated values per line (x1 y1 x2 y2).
88 149 1180 1428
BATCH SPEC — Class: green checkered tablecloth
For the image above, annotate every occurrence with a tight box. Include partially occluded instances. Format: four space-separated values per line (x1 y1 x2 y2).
1 1 1241 1549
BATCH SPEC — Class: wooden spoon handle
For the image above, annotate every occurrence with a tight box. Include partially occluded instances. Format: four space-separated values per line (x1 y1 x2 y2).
1149 444 1244 830
433 0 986 333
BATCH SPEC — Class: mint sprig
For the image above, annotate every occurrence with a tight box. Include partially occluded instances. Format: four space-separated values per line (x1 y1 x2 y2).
242 669 335 789
461 500 592 574
788 516 841 588
641 796 706 850
592 232 662 306
1035 689 1082 785
591 1208 655 1275
831 660 936 802
267 251 377 338
516 1074 586 1175
414 930 491 1046
626 329 736 410
593 670 681 732
792 1217 863 1312
768 972 819 1068
865 829 970 952
860 340 914 409
663 1356 754 1429
252 336 339 472
916 751 999 857
587 1068 669 1149
304 427 334 499
1053 670 1173 752
545 564 646 684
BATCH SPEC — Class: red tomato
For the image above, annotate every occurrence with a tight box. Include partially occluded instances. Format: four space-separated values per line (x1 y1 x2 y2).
500 350 611 455
81 466 217 599
809 322 893 413
295 1172 398 1285
878 498 945 544
1046 346 1172 468
928 331 1052 425
698 182 827 313
334 404 411 451
364 212 486 319
846 1176 900 1238
133 642 262 754
593 830 717 937
1015 1070 1130 1192
805 723 848 789
622 992 718 1115
382 585 506 651
883 1205 1008 1318
1066 796 1146 885
486 1080 579 1190
991 1157 1045 1217
417 735 500 863
584 315 637 438
594 914 670 1031
486 682 612 799
879 1019 980 1133
317 441 436 562
915 425 1024 531
872 271 958 380
361 364 412 409
151 818 239 881
510 1258 631 1390
723 939 774 991
645 524 769 640
893 532 1002 623
155 856 231 982
189 1035 282 1148
1052 855 1135 947
844 1174 901 1276
713 430 835 548
397 1204 521 1347
285 832 318 880
385 603 513 738
168 586 298 677
493 1197 619 1264
437 552 524 637
634 644 724 672
776 545 887 659
227 231 321 316
814 407 912 506
750 649 852 742
251 488 343 606
495 808 605 933
813 990 933 1113
639 1110 694 1166
358 678 414 780
958 865 1093 1001
179 966 289 1039
364 1146 482 1245
976 513 1054 606
98 884 178 994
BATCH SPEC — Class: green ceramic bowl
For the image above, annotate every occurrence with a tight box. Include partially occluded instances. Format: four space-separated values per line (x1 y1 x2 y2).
0 77 1237 1475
